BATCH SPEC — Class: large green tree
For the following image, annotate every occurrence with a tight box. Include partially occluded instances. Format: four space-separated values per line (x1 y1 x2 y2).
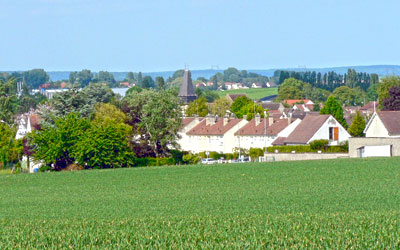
382 86 400 111
276 78 305 101
23 69 49 89
185 97 209 117
377 76 400 109
122 89 182 158
320 96 348 128
69 69 93 87
30 113 91 169
73 118 134 169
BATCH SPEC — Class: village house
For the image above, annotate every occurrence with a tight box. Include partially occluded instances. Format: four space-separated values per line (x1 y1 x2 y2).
284 99 314 106
236 114 301 150
261 103 285 113
177 117 204 151
226 93 248 103
349 111 400 158
359 101 377 115
266 81 276 88
273 114 350 146
251 82 263 88
224 82 246 90
185 115 248 153
364 111 400 138
15 113 41 173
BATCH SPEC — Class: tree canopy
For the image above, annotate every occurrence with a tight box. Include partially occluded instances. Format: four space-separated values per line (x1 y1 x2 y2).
320 96 348 129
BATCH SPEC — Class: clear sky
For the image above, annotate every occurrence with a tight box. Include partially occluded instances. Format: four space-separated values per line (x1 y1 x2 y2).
1 0 399 72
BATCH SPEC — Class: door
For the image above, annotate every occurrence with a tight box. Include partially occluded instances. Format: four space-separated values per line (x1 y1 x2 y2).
334 127 339 141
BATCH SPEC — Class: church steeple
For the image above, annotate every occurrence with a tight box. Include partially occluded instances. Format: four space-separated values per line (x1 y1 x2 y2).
178 69 197 104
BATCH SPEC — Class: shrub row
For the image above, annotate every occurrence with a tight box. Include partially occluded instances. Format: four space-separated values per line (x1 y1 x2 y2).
266 141 348 153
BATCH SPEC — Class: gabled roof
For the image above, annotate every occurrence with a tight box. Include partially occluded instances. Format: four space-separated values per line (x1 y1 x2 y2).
284 115 330 144
360 101 377 111
284 99 312 106
262 103 282 111
377 111 400 135
187 118 242 135
272 137 286 146
236 118 293 136
182 117 195 127
226 94 247 102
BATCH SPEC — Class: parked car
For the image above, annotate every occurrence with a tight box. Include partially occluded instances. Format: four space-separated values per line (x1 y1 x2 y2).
201 158 216 164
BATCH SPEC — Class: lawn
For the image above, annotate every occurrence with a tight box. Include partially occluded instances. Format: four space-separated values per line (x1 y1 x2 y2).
1 157 400 248
213 87 278 100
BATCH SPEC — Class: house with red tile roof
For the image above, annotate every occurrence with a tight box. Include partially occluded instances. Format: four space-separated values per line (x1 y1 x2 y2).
273 114 350 146
284 99 314 106
184 115 248 153
235 114 301 149
177 117 204 151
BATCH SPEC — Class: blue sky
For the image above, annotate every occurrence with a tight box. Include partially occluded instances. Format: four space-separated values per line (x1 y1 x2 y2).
0 0 399 72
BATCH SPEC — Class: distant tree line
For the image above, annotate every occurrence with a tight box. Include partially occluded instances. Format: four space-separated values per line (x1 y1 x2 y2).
274 69 379 92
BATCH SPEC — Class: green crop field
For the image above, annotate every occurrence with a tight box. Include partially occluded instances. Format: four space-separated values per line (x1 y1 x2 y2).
1 157 400 248
213 87 278 100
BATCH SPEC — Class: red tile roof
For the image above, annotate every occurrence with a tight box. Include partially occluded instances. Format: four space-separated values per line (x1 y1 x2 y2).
284 99 312 106
187 118 243 135
182 117 195 127
284 115 330 144
377 111 400 135
235 118 294 136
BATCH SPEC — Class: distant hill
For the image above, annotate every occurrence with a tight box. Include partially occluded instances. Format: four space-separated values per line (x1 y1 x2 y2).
5 65 400 81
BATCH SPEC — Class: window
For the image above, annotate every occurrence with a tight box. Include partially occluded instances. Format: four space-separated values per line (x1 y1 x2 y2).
329 127 339 141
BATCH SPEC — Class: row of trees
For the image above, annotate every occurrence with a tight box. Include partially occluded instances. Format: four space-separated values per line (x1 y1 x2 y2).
276 76 383 107
274 69 379 92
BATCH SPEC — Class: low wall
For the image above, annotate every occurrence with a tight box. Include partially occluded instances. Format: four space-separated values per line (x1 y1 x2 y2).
348 137 400 158
262 153 348 162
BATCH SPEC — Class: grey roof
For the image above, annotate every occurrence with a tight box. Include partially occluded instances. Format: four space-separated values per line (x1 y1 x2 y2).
262 103 282 111
284 115 330 144
377 111 400 135
178 70 197 104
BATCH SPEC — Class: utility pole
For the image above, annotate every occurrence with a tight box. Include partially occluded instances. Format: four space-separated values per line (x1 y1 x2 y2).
264 111 267 153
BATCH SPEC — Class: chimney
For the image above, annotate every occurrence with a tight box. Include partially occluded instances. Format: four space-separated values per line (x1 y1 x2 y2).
194 114 199 122
269 116 274 125
288 113 292 125
206 114 215 126
223 114 229 126
255 113 261 126
243 115 247 121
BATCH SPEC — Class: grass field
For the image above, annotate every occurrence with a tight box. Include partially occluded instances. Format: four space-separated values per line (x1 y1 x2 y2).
213 87 278 100
1 157 400 248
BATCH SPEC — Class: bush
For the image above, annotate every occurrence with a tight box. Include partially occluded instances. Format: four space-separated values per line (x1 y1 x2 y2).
309 140 329 150
267 143 348 153
249 148 264 161
135 157 175 167
183 153 201 164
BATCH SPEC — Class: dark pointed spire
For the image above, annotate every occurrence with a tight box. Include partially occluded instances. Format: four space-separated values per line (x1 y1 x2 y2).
178 69 197 104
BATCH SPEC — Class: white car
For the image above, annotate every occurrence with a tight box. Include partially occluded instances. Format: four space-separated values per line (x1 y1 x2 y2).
201 158 216 164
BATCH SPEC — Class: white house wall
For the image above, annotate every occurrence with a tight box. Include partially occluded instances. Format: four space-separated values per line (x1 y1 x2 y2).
365 115 390 137
177 119 203 151
239 135 276 150
308 116 350 145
